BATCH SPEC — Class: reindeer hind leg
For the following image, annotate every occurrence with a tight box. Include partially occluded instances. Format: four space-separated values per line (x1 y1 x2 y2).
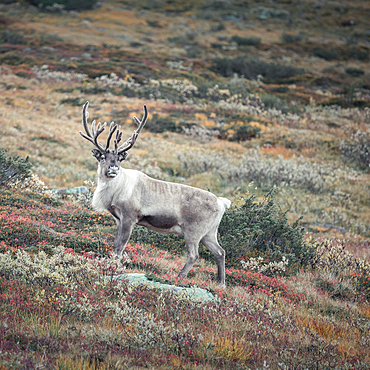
178 234 200 278
201 232 226 286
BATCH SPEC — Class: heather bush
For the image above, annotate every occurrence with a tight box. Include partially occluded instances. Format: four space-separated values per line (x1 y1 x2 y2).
340 129 370 171
0 149 32 188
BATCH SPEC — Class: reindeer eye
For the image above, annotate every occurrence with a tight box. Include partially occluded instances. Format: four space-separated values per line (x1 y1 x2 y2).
101 156 106 162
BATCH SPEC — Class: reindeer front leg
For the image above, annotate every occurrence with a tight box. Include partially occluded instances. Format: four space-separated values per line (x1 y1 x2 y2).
113 219 134 258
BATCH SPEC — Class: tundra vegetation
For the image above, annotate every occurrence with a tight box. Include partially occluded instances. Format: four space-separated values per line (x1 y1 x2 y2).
0 0 370 368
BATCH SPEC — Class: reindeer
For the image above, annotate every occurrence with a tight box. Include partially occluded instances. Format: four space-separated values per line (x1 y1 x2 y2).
80 102 231 285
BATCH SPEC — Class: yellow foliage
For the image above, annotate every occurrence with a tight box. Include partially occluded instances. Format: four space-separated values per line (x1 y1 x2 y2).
249 121 266 133
317 226 329 232
214 336 251 362
56 355 116 370
171 355 182 367
195 113 207 121
261 146 295 158
218 89 230 96
204 120 215 127
360 304 370 320
13 99 30 109
296 315 359 344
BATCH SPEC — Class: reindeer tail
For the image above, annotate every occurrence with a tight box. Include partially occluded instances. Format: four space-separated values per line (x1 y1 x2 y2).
218 197 232 210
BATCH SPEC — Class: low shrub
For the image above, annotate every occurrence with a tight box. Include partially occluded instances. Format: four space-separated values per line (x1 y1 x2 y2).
218 190 309 271
31 65 87 83
314 274 356 301
230 35 261 46
313 48 339 61
0 30 24 44
60 97 82 106
312 239 370 300
144 114 180 133
340 129 370 171
178 150 334 192
260 93 289 113
26 0 98 11
211 56 304 83
345 67 365 77
210 22 225 32
219 123 261 141
313 239 370 277
281 34 302 43
349 47 369 61
0 149 32 188
0 189 113 255
199 75 253 101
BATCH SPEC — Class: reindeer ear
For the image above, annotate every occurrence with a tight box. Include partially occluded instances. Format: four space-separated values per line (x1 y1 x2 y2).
118 152 128 162
92 149 103 161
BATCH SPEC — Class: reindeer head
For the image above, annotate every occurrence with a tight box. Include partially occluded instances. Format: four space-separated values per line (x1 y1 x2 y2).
80 101 148 179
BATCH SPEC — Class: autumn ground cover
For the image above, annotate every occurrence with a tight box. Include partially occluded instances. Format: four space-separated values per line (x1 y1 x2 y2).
0 188 369 369
0 0 370 368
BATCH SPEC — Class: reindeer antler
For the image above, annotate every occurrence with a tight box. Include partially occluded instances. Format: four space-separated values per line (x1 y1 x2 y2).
80 101 118 153
116 105 148 154
80 102 147 154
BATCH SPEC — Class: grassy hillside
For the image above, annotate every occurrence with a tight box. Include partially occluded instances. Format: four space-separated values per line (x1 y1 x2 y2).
0 188 370 369
0 0 370 368
0 0 369 242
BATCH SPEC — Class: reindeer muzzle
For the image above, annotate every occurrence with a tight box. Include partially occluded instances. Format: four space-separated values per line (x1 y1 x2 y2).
107 165 119 178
